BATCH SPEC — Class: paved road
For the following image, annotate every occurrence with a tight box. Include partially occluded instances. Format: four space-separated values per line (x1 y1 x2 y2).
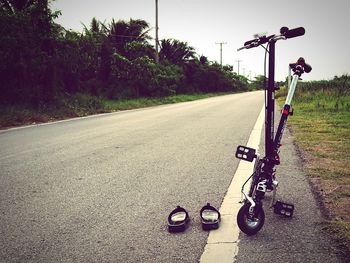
0 91 341 262
0 92 263 262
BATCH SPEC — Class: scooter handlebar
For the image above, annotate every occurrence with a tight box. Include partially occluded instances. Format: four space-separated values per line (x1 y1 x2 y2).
237 35 272 51
237 26 305 51
289 57 312 75
281 27 305 39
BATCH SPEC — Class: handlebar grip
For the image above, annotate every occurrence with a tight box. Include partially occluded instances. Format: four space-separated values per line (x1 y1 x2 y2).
242 35 269 49
303 63 312 73
283 27 305 39
244 39 257 46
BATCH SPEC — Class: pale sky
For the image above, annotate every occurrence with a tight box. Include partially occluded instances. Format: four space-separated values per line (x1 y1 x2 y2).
52 0 350 81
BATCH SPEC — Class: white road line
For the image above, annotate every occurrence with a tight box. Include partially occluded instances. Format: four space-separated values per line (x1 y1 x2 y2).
200 106 265 263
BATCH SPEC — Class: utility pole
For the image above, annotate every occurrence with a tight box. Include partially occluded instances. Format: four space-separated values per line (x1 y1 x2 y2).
155 0 159 63
236 60 242 76
215 42 227 66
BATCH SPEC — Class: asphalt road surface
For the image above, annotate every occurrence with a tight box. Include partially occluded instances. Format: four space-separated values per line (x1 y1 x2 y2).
0 91 341 262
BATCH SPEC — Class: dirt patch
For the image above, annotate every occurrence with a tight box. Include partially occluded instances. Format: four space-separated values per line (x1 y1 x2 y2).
309 177 350 221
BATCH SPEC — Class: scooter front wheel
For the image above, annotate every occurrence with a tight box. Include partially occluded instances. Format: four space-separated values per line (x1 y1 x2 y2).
237 202 265 235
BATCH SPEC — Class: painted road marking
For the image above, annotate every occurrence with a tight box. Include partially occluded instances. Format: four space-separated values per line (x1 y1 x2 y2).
200 106 265 263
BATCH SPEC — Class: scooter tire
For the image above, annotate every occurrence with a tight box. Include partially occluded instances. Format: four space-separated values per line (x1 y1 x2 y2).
237 202 265 235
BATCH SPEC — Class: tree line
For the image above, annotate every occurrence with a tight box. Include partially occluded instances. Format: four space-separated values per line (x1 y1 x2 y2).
0 0 253 109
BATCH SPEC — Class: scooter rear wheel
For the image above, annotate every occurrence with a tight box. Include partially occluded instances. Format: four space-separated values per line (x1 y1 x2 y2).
237 202 265 235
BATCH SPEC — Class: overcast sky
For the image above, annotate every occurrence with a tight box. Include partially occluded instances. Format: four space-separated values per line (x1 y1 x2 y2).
52 0 350 81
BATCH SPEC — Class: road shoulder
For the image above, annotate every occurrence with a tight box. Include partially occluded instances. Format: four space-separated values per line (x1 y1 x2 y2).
235 127 343 262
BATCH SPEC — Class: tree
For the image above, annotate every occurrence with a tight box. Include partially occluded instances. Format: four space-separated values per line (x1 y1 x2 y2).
0 0 35 14
0 0 63 106
108 18 152 57
82 17 108 41
159 39 195 65
199 55 208 65
90 17 100 34
249 75 267 90
125 41 155 61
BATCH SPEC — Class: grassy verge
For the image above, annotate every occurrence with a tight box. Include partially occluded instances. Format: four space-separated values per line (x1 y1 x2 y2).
277 86 350 255
0 92 232 129
103 93 220 111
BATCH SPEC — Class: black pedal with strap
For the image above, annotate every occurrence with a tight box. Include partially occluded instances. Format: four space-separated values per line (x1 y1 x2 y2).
235 145 257 162
274 200 294 217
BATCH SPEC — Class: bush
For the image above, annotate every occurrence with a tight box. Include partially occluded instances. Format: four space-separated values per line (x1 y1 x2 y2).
0 4 247 110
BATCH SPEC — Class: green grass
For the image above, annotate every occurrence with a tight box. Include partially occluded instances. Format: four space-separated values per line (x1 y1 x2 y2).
277 85 350 253
102 94 215 111
324 221 350 259
0 92 233 129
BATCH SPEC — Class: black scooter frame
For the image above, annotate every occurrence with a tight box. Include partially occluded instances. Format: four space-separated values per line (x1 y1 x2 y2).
235 26 312 235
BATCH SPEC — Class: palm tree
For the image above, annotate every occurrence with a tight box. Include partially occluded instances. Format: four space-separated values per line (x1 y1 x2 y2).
90 17 100 34
199 55 208 65
108 18 152 55
159 39 195 65
127 19 151 42
82 17 109 42
0 0 35 14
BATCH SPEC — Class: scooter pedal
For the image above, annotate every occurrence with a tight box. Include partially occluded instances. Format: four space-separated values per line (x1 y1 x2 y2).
274 201 294 217
235 145 257 162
